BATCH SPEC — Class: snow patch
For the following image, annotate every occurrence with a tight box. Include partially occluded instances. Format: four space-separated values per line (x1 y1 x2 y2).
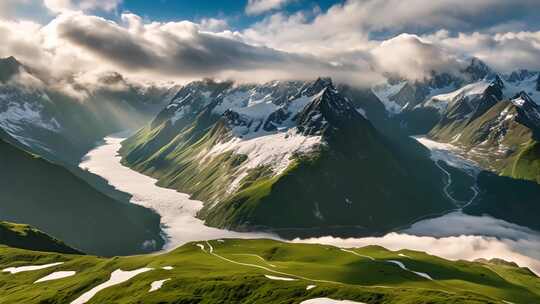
306 285 317 290
34 271 76 283
264 275 297 281
300 298 366 304
2 262 64 274
386 260 433 280
206 128 321 179
149 278 170 292
71 268 153 304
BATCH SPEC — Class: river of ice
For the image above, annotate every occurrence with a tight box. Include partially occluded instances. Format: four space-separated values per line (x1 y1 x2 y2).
80 134 540 274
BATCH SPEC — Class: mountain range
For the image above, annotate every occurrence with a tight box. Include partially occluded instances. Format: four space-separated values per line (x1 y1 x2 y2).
120 78 454 237
118 57 540 236
2 54 540 256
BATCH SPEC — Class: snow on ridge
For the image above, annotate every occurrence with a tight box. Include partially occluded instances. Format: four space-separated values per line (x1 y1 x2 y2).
0 99 61 133
421 81 490 113
199 84 325 193
503 75 539 103
371 81 407 114
206 127 321 177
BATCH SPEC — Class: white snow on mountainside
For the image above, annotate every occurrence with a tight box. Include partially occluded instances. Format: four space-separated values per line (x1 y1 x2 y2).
421 81 491 113
371 81 408 114
0 87 60 151
194 82 333 192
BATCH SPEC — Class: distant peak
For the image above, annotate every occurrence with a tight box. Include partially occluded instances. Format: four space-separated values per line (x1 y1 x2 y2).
299 77 334 97
511 91 535 107
0 56 23 83
491 75 505 89
464 57 493 81
314 77 333 86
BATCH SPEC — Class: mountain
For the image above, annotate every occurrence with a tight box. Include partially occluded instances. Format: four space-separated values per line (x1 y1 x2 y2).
0 56 22 83
372 58 493 116
0 130 163 256
0 221 81 254
0 56 172 165
120 78 453 237
0 238 538 303
415 74 540 184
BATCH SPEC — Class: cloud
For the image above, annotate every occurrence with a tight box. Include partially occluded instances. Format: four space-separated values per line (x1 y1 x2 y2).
49 12 377 84
296 212 540 275
370 34 466 80
242 0 540 54
245 0 295 16
43 0 122 13
2 1 540 91
425 30 540 72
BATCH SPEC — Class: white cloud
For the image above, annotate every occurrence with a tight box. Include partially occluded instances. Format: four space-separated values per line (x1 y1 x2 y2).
371 34 465 80
296 212 540 275
245 0 294 16
43 0 122 14
424 30 540 72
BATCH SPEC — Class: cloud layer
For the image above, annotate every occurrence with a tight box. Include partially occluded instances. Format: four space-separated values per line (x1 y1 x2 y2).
1 0 540 89
245 0 295 16
296 212 540 275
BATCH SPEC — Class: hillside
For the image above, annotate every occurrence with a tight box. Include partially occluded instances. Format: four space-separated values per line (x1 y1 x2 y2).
0 221 81 254
120 78 453 237
0 130 163 256
0 56 171 165
0 238 538 303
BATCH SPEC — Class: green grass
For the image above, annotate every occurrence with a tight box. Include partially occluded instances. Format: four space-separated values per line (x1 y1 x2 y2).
503 140 540 184
0 239 538 303
0 221 81 255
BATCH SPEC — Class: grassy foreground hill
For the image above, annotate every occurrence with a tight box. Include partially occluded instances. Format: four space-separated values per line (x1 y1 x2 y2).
0 238 538 303
0 221 81 255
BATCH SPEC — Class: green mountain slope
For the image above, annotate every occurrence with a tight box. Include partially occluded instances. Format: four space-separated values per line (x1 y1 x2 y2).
0 131 163 256
0 238 538 303
401 71 540 186
120 79 453 237
0 221 81 254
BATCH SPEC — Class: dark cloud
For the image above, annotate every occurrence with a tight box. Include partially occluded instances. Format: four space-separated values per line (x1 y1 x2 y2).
54 13 347 80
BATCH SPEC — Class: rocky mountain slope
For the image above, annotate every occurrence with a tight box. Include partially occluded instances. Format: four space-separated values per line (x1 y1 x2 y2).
0 56 171 165
0 238 538 303
0 130 163 256
120 78 453 237
404 71 540 184
372 58 493 116
0 221 81 254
